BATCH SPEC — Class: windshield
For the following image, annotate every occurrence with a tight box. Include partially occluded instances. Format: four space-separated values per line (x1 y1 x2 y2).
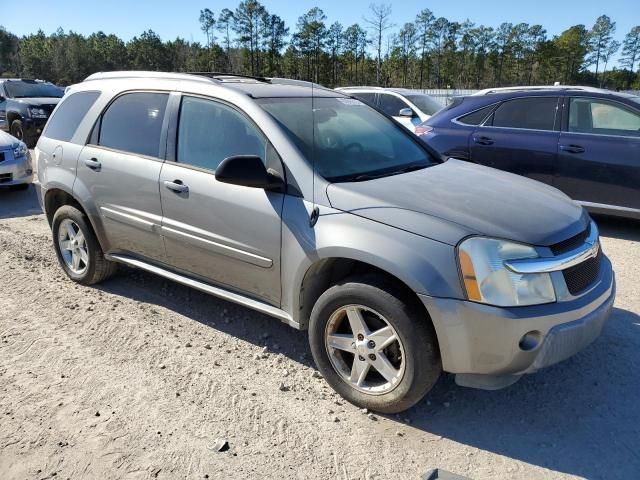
405 94 444 115
4 81 64 98
257 96 436 182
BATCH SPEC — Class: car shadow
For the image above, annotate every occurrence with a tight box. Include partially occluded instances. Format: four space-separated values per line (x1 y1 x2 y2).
96 263 640 478
0 184 43 219
593 214 640 242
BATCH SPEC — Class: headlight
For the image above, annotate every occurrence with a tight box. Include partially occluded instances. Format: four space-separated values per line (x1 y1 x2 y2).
13 142 28 158
458 237 556 307
28 107 48 118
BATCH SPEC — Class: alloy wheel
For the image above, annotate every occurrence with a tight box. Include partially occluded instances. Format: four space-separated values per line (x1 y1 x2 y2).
57 218 89 275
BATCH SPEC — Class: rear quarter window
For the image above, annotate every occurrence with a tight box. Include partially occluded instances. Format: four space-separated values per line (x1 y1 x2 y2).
457 104 497 125
43 91 101 142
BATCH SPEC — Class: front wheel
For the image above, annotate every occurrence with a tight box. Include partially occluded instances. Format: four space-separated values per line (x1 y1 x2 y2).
309 274 441 413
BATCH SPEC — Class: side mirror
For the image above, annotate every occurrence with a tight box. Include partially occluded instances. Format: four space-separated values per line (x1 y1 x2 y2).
216 155 283 190
398 108 414 118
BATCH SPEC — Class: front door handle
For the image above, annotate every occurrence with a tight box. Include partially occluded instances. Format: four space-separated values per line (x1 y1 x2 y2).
473 136 494 146
559 144 585 154
84 158 102 170
163 180 189 193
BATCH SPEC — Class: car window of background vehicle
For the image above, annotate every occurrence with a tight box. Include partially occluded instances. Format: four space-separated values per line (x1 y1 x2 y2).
98 92 168 158
378 94 410 117
569 98 640 137
490 97 558 130
4 81 63 98
43 91 101 142
406 95 443 115
176 96 267 172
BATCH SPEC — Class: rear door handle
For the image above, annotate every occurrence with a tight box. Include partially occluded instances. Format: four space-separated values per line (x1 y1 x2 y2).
163 180 189 193
84 158 101 170
559 144 585 154
473 136 494 146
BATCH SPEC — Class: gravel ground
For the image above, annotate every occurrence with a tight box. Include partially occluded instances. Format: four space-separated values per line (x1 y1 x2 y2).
1 184 639 480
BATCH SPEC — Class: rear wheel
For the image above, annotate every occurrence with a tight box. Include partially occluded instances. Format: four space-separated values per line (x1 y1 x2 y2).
52 205 117 285
309 274 441 413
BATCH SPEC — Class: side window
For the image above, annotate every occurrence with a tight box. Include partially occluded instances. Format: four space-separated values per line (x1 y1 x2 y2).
378 94 410 117
457 104 497 125
569 98 640 137
490 97 558 130
352 92 376 107
98 92 169 157
43 91 100 142
177 96 267 172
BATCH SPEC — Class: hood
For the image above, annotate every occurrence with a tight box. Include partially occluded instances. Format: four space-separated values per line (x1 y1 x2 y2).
0 130 20 148
326 159 588 246
15 97 61 108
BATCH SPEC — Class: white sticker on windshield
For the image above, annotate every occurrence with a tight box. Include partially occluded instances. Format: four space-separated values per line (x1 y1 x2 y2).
336 98 363 106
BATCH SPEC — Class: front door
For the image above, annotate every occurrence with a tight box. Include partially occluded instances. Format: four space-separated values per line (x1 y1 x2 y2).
469 96 561 185
76 91 169 260
377 93 417 130
159 95 284 305
555 96 640 211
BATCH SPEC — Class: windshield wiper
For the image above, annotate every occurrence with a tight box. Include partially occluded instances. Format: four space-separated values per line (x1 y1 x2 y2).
352 163 429 182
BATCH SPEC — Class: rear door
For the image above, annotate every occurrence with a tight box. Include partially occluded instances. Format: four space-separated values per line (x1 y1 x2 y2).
77 91 169 260
158 94 284 305
469 96 561 185
555 96 640 211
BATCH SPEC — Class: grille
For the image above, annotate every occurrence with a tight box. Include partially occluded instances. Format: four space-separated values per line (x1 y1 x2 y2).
550 224 591 255
0 151 5 162
0 173 13 183
562 247 602 295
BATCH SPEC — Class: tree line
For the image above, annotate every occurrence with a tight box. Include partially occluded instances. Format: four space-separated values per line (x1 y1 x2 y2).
1 2 639 90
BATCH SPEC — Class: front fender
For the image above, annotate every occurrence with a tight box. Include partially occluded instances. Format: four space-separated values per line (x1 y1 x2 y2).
280 196 462 326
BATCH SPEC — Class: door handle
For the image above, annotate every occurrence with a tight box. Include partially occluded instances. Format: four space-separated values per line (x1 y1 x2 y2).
163 180 189 193
473 136 494 146
84 158 101 170
559 144 585 154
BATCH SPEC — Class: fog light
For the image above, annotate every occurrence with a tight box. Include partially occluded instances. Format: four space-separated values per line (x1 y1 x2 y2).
519 331 542 351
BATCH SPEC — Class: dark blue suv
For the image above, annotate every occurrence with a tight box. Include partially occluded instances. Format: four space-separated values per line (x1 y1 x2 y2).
417 87 640 219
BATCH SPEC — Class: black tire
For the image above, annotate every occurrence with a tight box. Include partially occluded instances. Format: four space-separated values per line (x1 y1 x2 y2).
10 119 24 142
309 274 441 414
52 205 117 285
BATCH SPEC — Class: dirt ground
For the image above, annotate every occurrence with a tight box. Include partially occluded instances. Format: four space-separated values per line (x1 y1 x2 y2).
1 184 639 480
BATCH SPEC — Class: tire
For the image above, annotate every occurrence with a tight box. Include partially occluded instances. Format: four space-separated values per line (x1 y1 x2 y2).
309 274 441 414
52 205 117 285
10 119 24 142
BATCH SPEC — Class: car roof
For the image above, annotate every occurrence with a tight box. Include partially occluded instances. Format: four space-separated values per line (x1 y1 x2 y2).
83 71 341 98
335 86 428 96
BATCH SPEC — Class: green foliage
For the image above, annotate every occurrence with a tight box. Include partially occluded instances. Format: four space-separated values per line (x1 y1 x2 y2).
1 7 638 90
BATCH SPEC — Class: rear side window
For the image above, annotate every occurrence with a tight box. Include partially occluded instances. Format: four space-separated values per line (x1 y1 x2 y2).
378 94 410 117
98 92 169 157
351 92 377 107
457 104 496 125
43 91 100 142
569 98 640 137
489 97 558 130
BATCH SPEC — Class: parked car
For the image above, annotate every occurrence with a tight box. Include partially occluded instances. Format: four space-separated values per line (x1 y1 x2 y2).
0 130 32 189
0 79 64 148
335 87 443 131
37 72 614 413
416 86 640 219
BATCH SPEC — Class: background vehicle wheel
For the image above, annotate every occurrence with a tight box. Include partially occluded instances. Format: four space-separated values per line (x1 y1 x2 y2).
52 205 117 285
309 274 441 414
10 120 24 142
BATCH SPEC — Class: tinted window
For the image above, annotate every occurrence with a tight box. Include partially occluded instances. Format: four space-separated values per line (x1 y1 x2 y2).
257 97 435 182
569 98 640 137
4 80 63 98
177 96 266 172
99 92 168 157
490 97 558 130
43 91 100 142
457 104 496 125
378 94 410 117
405 94 443 115
351 92 377 107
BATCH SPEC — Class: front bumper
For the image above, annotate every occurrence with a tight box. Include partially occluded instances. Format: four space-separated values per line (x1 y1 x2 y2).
0 151 33 186
419 255 615 381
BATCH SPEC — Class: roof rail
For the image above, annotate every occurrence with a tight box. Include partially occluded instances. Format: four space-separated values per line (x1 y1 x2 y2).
474 85 607 95
188 71 271 83
84 71 216 84
335 86 385 90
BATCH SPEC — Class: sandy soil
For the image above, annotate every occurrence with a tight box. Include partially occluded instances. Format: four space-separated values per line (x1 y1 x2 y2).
1 185 639 480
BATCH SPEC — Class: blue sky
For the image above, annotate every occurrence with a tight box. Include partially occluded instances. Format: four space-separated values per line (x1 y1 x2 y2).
1 0 637 61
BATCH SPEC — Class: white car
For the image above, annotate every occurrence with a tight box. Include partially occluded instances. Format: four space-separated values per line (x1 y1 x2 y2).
335 87 444 131
0 130 32 189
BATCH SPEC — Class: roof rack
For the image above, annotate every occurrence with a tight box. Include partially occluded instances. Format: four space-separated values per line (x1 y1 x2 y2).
84 71 216 84
188 72 271 83
474 85 607 95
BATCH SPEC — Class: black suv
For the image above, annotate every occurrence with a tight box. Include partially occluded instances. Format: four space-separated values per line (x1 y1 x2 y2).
0 79 64 147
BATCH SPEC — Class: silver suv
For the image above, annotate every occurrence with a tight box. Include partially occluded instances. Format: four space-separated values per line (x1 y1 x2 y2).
37 72 615 413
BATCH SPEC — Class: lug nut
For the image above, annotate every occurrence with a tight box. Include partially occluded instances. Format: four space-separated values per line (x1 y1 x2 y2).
358 355 365 361
357 334 364 341
369 354 376 361
367 340 375 349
